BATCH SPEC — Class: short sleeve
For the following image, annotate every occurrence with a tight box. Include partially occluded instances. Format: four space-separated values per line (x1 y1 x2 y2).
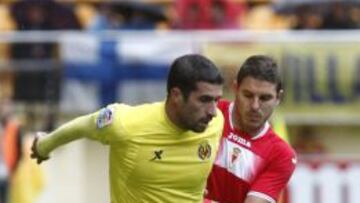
249 144 296 201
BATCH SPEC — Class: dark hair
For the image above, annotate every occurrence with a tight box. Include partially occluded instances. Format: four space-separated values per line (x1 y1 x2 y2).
167 54 224 99
237 55 282 93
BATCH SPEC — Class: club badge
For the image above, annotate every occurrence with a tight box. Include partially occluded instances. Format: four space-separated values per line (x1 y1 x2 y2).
198 141 211 160
229 147 241 169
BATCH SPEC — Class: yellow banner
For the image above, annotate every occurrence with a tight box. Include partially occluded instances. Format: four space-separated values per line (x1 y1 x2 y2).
203 42 360 115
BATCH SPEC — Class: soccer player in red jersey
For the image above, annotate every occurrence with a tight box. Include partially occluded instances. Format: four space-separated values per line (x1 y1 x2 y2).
205 55 297 203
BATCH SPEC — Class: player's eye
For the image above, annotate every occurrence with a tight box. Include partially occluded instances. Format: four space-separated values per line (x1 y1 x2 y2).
243 93 253 99
199 95 214 103
260 95 273 102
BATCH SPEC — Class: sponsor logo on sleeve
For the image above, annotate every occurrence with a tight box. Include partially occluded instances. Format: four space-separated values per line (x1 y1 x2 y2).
96 107 114 129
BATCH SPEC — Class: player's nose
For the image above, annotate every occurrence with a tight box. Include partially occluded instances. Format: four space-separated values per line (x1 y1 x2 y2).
207 102 217 117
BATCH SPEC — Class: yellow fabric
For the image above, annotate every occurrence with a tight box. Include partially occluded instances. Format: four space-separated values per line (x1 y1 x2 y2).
271 114 290 203
0 5 15 62
0 5 15 31
271 113 289 142
74 4 97 28
37 114 93 157
10 135 45 203
38 101 224 203
242 5 292 30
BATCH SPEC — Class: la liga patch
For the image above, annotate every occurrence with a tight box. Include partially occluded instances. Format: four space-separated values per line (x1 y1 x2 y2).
96 107 114 129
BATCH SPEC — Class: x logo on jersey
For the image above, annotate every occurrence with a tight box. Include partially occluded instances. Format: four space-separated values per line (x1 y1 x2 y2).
150 150 163 161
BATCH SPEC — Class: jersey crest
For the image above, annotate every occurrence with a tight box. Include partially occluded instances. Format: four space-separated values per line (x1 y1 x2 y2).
198 141 212 160
230 147 241 169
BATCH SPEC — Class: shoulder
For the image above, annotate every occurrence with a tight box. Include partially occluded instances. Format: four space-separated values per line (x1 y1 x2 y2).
123 101 166 128
97 102 166 139
217 99 230 113
270 131 295 156
109 102 163 116
205 105 226 136
97 102 164 129
267 131 297 167
212 108 225 128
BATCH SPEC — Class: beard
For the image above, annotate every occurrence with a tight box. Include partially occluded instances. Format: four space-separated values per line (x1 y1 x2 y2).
179 114 211 133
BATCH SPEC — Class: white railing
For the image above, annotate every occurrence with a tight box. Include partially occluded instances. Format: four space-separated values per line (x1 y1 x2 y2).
0 30 359 124
0 30 360 43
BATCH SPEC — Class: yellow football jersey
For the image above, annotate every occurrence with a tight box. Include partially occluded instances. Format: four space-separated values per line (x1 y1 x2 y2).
89 102 224 203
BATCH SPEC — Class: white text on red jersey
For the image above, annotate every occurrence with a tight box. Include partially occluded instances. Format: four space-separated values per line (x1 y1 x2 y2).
227 133 251 148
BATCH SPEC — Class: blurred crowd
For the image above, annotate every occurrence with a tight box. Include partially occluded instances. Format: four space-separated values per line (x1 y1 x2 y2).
0 0 358 32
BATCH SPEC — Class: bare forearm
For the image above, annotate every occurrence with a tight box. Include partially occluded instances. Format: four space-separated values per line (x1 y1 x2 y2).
37 114 95 157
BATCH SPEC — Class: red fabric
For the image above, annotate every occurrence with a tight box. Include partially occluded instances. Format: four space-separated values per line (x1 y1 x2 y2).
2 120 20 174
175 0 211 29
174 0 245 29
205 100 296 202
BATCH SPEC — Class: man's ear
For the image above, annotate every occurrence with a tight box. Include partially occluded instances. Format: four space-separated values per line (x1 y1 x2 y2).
170 87 183 103
276 89 284 106
232 80 238 93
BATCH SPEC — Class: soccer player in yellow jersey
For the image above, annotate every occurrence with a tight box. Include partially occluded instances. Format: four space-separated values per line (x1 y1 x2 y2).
30 54 225 203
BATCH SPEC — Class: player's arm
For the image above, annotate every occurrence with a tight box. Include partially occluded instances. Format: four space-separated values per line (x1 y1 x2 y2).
247 143 296 203
30 114 97 164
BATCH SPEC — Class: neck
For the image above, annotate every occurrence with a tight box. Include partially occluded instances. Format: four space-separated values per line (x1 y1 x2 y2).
165 100 185 131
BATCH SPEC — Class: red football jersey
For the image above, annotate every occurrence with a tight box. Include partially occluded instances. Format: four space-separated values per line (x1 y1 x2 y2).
205 100 296 203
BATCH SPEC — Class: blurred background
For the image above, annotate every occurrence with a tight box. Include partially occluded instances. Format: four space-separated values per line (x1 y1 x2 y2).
0 0 359 203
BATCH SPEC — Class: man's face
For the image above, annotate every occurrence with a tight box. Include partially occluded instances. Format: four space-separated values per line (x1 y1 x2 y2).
234 77 281 134
178 82 223 133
